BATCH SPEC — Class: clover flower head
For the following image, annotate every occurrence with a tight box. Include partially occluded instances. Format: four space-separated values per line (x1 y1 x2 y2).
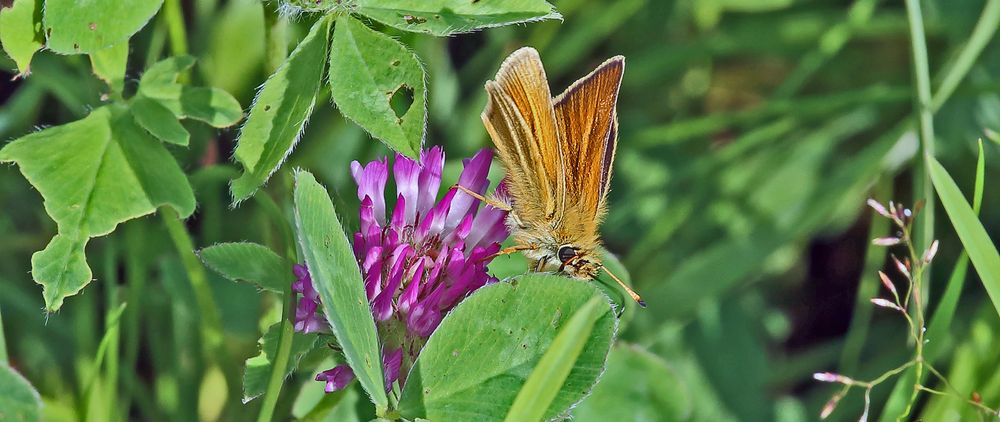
293 146 509 393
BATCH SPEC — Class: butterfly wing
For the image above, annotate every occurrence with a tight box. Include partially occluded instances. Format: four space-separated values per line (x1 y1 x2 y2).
552 55 624 221
481 47 565 222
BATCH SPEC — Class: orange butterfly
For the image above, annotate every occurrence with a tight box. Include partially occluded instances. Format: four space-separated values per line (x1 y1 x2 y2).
458 47 644 306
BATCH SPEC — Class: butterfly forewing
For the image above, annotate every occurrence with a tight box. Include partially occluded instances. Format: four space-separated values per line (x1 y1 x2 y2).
481 48 565 222
552 56 624 219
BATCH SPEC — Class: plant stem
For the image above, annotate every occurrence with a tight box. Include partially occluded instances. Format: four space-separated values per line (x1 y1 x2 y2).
160 207 224 357
904 0 936 258
163 0 189 58
931 0 1000 112
120 223 148 418
0 306 7 363
263 2 288 74
254 191 300 422
256 287 297 422
102 241 121 421
897 225 928 421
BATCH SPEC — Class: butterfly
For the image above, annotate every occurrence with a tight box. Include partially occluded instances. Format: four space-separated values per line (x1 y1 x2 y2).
457 46 644 307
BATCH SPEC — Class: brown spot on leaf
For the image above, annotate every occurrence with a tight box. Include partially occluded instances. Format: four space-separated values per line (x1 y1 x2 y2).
88 22 96 30
402 14 426 24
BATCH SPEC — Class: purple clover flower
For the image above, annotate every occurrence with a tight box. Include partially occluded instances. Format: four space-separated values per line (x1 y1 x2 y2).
292 146 509 394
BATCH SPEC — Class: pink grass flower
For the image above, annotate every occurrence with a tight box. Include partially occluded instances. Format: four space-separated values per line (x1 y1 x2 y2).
292 146 509 393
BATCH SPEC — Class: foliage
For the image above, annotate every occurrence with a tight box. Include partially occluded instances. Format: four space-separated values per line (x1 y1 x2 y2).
1 0 998 420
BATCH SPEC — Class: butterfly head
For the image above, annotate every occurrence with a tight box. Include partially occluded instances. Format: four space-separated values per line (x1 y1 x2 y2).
557 244 601 279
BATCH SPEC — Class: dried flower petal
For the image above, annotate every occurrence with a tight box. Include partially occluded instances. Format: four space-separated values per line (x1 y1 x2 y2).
871 298 902 311
922 240 939 264
872 237 901 246
820 392 843 419
877 271 897 297
813 372 853 384
866 199 891 218
891 255 911 279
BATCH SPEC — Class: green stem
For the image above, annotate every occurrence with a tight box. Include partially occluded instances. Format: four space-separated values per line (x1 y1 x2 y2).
904 0 936 255
263 2 289 74
0 306 7 363
256 289 297 422
120 223 148 418
102 241 121 421
163 0 189 57
897 225 929 421
145 18 168 69
255 191 300 422
931 0 1000 112
160 207 224 358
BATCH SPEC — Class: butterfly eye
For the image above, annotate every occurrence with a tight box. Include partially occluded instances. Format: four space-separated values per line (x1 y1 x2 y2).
558 245 577 263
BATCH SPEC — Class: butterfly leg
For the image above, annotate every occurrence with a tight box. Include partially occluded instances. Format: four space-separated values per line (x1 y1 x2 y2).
533 257 550 272
483 244 537 261
451 184 512 211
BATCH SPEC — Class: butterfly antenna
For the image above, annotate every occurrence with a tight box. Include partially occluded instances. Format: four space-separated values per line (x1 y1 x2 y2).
601 265 646 308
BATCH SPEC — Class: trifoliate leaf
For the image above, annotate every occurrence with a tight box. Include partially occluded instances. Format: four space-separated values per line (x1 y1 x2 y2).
329 15 425 158
0 105 195 311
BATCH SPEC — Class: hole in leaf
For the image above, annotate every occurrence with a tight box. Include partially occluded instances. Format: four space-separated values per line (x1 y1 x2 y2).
389 84 414 120
264 105 271 112
391 59 400 67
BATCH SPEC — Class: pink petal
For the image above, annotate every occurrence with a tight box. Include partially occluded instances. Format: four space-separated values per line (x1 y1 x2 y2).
351 159 388 225
373 245 411 321
382 348 404 391
398 258 426 315
359 196 378 236
407 304 442 337
446 149 493 231
391 194 407 231
417 146 444 216
393 153 421 225
316 365 356 392
466 201 509 249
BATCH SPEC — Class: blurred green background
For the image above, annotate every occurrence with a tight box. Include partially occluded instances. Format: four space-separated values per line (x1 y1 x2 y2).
1 0 998 420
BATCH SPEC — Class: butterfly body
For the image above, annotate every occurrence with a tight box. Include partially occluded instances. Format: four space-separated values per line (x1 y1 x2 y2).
505 199 603 279
478 47 643 305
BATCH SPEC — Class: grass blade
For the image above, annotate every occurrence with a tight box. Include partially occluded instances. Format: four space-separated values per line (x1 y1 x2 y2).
927 156 1000 318
0 308 5 363
925 140 985 358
